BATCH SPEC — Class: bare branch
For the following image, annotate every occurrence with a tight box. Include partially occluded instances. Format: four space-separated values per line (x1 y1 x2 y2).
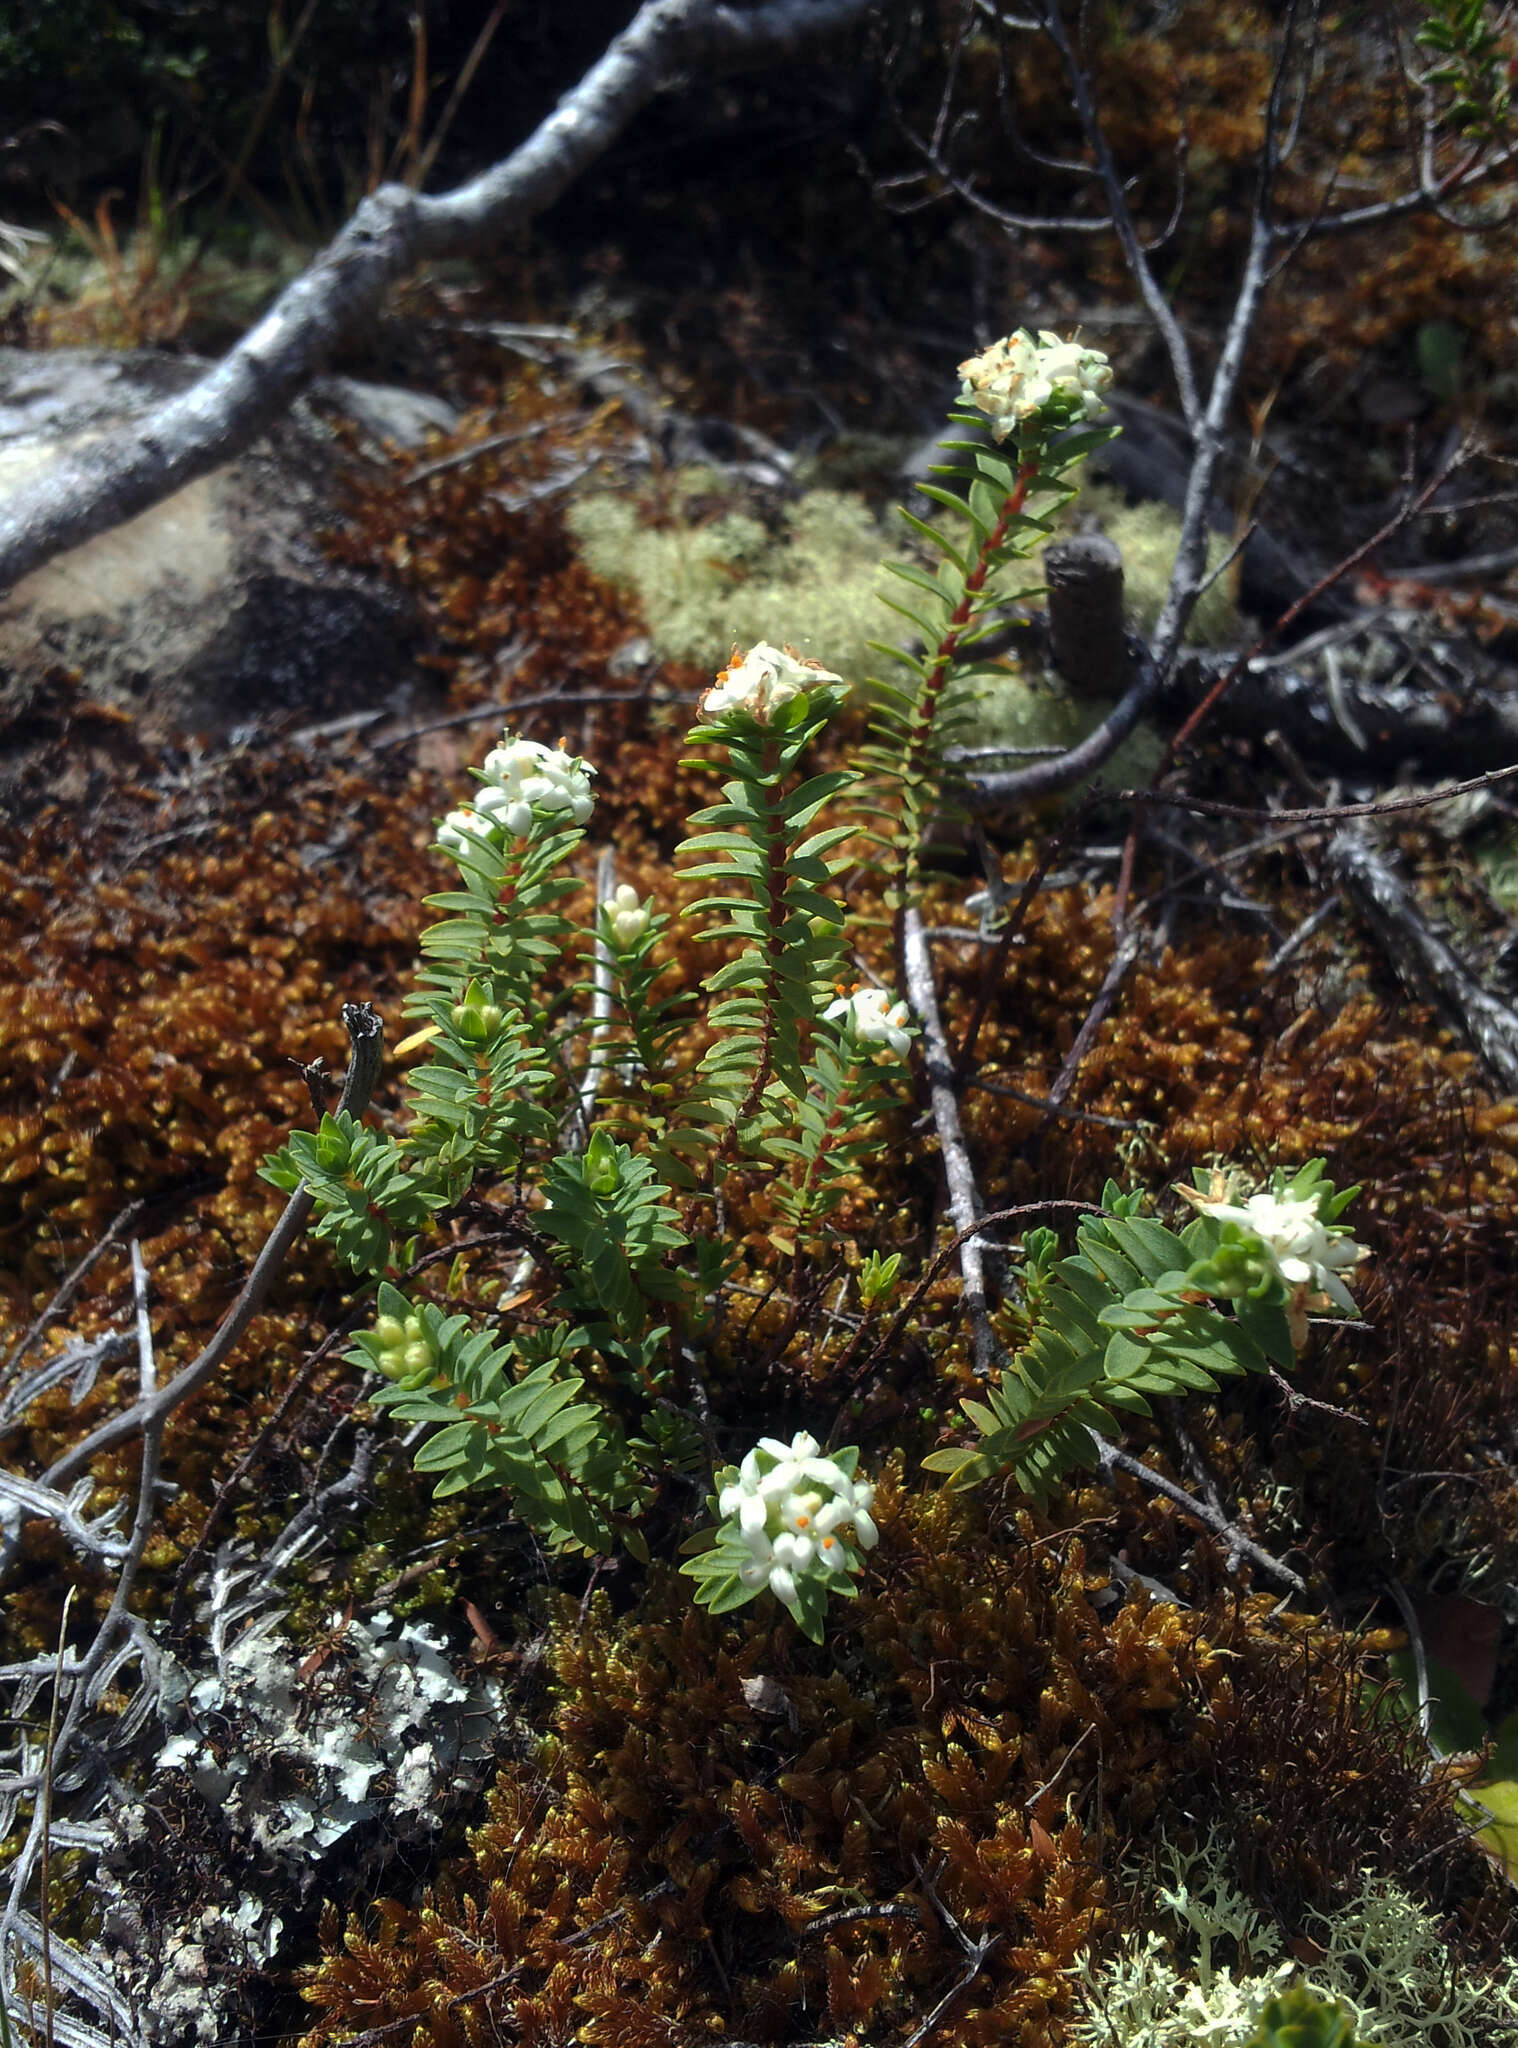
901 908 999 1373
1033 0 1200 426
0 0 869 597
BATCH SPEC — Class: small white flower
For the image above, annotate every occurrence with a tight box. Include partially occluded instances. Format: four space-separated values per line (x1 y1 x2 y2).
699 642 845 725
767 1565 799 1610
479 734 596 836
823 985 913 1058
714 1432 879 1615
437 734 595 858
601 882 651 950
436 805 496 855
958 329 1113 442
1205 1190 1367 1315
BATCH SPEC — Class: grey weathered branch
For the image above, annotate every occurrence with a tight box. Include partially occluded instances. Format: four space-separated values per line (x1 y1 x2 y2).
900 907 998 1372
1089 1432 1311 1596
0 0 868 597
1326 827 1518 1094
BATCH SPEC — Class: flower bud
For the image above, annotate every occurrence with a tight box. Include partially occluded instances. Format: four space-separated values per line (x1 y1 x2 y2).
451 981 505 1041
602 882 650 950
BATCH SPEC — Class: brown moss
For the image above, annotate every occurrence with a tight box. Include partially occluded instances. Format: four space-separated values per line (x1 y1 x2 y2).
300 1481 1500 2045
7 363 1518 2036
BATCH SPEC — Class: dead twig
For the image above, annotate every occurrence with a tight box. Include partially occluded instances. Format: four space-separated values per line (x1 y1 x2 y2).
1089 1432 1310 1596
901 907 998 1372
17 1003 383 1507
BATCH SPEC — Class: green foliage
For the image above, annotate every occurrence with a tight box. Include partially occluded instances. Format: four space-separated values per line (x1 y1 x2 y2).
659 687 856 1181
924 1177 1322 1504
1246 1989 1361 2047
261 1110 447 1273
401 981 556 1184
353 1283 639 1553
539 1131 689 1370
411 816 584 1019
863 410 1116 898
1416 0 1514 140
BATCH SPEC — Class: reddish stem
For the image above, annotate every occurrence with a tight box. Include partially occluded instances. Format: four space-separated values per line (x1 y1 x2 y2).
904 460 1039 790
735 746 789 1128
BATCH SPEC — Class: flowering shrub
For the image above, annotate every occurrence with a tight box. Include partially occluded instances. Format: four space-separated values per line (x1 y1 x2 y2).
262 333 1369 1639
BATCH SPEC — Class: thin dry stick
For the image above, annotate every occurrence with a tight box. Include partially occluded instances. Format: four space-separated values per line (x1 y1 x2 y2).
1113 756 1518 829
1089 1433 1309 1596
411 0 510 190
29 1003 383 1501
1 1243 168 1980
1165 434 1476 761
901 907 996 1372
38 1585 77 2048
0 1198 146 1393
1045 926 1142 1109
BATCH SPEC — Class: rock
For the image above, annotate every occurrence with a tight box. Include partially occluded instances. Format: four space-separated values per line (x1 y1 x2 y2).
0 347 461 740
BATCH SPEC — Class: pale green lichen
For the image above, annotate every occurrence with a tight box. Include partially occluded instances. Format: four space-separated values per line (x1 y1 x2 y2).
1070 1838 1518 2047
565 473 904 684
566 465 1240 709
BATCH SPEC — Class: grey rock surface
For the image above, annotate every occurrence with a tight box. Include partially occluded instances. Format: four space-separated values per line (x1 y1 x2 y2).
0 347 460 737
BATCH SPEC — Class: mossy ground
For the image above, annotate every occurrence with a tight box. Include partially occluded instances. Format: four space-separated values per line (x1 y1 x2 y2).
3 366 1516 2042
5 0 1518 2035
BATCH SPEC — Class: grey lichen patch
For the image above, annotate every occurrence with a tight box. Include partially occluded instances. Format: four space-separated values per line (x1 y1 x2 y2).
96 1551 502 2045
154 1562 497 1864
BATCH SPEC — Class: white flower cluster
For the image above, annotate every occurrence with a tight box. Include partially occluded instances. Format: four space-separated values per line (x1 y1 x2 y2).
437 735 596 854
823 983 913 1057
699 641 844 724
601 881 651 950
958 329 1113 440
1204 1188 1367 1314
718 1431 878 1614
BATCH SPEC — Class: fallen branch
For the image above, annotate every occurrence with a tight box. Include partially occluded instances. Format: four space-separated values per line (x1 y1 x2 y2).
1326 827 1518 1094
0 0 868 597
901 907 998 1372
